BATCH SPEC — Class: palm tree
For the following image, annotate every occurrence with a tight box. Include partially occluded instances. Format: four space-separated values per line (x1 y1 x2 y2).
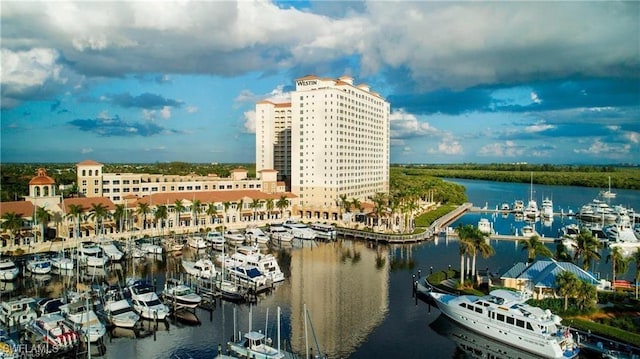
52 211 63 241
174 199 185 230
137 202 151 230
192 199 202 229
575 280 597 311
368 192 387 228
206 203 217 226
250 198 262 222
222 201 232 228
573 229 601 271
1 211 24 245
276 195 289 219
519 235 552 263
555 270 579 311
154 205 168 235
67 204 84 238
114 204 127 233
351 198 362 213
632 248 640 299
265 198 274 221
470 228 494 277
607 246 630 288
89 203 110 236
554 243 572 262
455 224 475 285
35 206 51 242
339 194 350 220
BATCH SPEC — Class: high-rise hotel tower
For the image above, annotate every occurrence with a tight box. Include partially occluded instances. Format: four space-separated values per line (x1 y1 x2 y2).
256 75 390 208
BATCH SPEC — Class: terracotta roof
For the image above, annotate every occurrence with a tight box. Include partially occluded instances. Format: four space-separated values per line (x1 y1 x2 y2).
138 190 297 206
297 74 319 80
62 197 116 213
29 168 55 185
274 102 291 108
76 160 103 166
0 201 36 218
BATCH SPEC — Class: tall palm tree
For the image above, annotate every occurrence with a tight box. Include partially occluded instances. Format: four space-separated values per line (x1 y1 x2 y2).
174 199 185 230
35 206 51 242
67 204 84 238
519 235 552 263
633 248 640 299
154 205 168 235
237 199 244 222
351 198 362 213
556 270 579 311
222 201 232 231
572 229 602 271
470 228 494 277
206 203 217 226
607 246 630 288
250 198 262 222
113 204 126 233
52 211 63 241
89 203 110 236
455 224 475 285
368 192 387 228
339 194 350 220
265 198 274 220
1 211 24 245
137 202 151 230
192 199 202 228
575 280 597 311
276 195 289 219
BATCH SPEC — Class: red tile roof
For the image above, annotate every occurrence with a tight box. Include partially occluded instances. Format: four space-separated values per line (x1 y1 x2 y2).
138 190 297 206
62 197 116 213
0 201 36 217
29 168 56 185
76 160 103 166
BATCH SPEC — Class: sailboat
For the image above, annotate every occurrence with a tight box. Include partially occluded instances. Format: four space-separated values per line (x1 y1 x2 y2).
600 176 616 199
524 173 539 219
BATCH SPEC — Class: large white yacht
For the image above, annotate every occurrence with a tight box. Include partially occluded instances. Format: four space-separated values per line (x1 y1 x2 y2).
222 245 285 283
126 279 170 320
79 242 109 267
283 221 317 240
205 230 225 250
0 258 19 281
59 299 107 343
429 289 579 359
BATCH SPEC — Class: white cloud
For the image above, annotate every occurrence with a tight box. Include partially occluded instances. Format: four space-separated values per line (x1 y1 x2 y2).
186 106 198 114
243 110 256 134
390 109 439 139
81 148 93 154
428 140 464 155
530 91 542 104
573 139 631 155
524 122 555 133
160 106 171 119
1 48 65 96
478 141 524 157
624 131 639 144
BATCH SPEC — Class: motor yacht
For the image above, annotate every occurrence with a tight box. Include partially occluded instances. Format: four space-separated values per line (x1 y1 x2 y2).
126 279 170 321
0 258 19 281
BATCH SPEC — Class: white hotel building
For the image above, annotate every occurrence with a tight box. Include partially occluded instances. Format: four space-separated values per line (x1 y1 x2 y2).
256 75 390 210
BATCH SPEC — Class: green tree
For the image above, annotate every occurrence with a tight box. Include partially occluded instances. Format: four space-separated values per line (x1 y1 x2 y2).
35 206 51 242
470 228 494 277
455 224 475 285
633 248 640 299
339 194 350 218
556 270 579 311
113 204 127 233
573 229 601 271
206 203 217 227
155 205 168 235
554 243 572 262
368 192 388 228
607 246 630 287
1 211 24 245
67 204 84 238
519 235 552 263
173 199 185 229
137 202 151 230
89 203 110 236
276 196 289 219
575 280 597 311
192 199 202 228
265 198 274 220
250 198 262 222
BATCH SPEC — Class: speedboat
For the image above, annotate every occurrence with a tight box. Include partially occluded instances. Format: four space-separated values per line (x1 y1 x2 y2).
99 240 125 261
26 256 52 274
163 278 202 309
59 299 107 343
25 312 80 351
223 246 285 283
205 231 225 250
245 227 270 245
100 286 140 328
429 289 579 359
228 331 286 359
283 221 317 240
310 223 337 240
79 242 109 267
0 258 19 281
224 229 246 245
542 197 554 218
187 235 208 249
126 279 170 321
227 264 268 289
181 258 217 279
268 225 294 243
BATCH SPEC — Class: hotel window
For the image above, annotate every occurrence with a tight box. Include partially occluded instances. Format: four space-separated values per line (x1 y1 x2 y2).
178 186 185 191
82 180 87 186
113 180 120 185
94 188 99 194
94 180 99 185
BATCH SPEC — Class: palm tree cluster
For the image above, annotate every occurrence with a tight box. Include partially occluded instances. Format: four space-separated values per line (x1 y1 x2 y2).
455 224 495 287
555 271 597 311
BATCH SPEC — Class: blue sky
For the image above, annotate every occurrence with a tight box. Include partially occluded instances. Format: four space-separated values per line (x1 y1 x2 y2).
1 1 639 165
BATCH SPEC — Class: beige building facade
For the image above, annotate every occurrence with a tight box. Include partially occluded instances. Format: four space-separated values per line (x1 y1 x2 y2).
255 75 390 212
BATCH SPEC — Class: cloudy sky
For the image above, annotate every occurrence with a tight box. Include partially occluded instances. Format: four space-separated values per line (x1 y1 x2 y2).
2 1 639 165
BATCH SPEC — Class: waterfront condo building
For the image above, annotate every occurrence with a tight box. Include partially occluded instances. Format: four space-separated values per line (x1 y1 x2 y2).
256 75 390 209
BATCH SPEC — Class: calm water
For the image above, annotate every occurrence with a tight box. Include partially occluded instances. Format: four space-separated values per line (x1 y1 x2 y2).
3 179 639 359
